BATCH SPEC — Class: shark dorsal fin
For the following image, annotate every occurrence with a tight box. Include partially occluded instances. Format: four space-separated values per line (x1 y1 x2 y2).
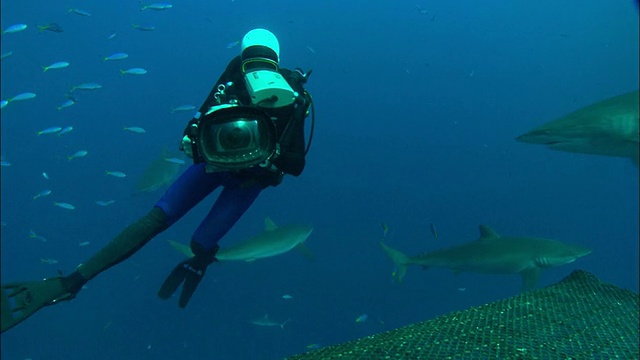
478 225 500 239
264 217 277 231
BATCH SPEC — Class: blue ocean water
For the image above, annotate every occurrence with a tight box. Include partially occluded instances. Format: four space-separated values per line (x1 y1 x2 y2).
1 1 638 359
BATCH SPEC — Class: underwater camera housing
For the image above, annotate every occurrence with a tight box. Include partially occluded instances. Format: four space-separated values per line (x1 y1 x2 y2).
198 105 276 171
241 45 296 108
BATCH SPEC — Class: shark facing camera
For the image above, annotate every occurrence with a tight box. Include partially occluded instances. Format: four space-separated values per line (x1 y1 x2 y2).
197 105 276 171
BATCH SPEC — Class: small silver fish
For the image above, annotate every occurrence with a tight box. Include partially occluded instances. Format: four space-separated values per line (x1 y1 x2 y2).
57 99 76 110
70 83 102 92
29 230 48 242
430 223 438 239
41 258 59 264
42 61 70 73
225 40 240 49
95 200 116 206
103 52 128 61
170 104 195 113
106 171 127 178
58 126 74 135
123 126 146 133
37 127 63 135
120 68 147 75
9 92 36 102
54 202 76 210
38 23 64 33
3 24 27 34
68 8 91 16
164 157 186 165
141 3 173 11
131 24 156 31
68 150 88 160
33 189 52 200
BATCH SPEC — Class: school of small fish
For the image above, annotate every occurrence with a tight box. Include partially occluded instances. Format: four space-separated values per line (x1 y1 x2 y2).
1 2 186 269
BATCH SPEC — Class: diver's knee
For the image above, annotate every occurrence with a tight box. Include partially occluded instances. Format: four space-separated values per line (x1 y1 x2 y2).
148 206 170 229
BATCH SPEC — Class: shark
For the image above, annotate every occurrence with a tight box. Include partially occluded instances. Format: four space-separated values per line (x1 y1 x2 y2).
133 150 183 195
516 90 639 166
250 314 291 329
168 217 313 262
379 225 592 291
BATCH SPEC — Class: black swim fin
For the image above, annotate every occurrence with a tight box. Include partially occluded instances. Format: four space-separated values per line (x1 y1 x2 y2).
158 259 207 308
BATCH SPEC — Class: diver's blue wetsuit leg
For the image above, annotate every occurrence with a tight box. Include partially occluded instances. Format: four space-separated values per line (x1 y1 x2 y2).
191 178 264 251
155 163 224 226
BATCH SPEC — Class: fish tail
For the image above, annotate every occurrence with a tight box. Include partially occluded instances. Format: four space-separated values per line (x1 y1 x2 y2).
42 66 48 73
379 241 410 282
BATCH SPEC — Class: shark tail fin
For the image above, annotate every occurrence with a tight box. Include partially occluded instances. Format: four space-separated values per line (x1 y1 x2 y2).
281 318 292 329
379 241 410 282
167 240 195 258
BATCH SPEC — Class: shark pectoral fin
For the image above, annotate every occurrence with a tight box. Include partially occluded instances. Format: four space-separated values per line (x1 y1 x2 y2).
394 265 408 283
520 268 541 292
294 243 315 262
379 242 409 283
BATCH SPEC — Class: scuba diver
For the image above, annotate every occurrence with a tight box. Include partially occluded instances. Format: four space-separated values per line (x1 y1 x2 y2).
1 28 315 333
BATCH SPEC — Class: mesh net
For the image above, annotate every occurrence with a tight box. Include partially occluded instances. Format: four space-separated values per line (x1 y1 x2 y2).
287 270 639 360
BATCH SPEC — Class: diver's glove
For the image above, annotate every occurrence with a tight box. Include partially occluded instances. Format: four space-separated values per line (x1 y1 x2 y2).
157 242 218 308
1 271 87 333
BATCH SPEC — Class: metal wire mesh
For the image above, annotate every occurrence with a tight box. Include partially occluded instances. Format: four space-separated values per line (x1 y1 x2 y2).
287 270 639 360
